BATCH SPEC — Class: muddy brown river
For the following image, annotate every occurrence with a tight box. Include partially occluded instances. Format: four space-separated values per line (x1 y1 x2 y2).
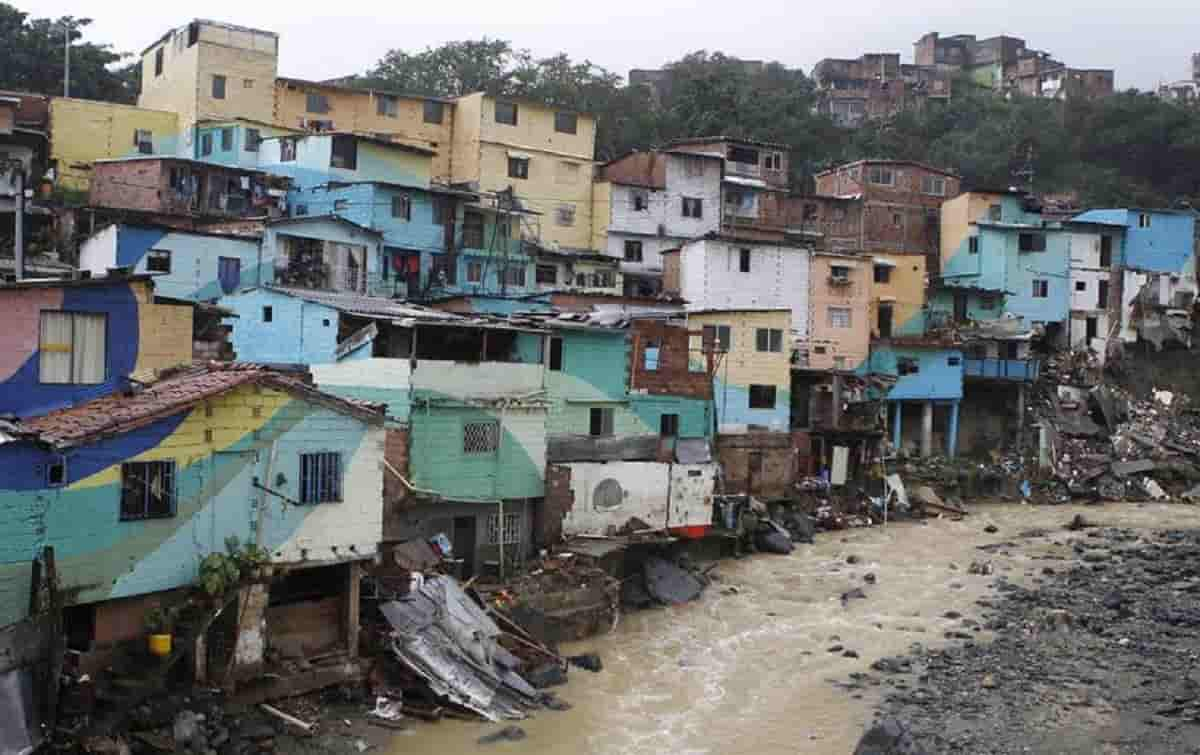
386 502 1200 754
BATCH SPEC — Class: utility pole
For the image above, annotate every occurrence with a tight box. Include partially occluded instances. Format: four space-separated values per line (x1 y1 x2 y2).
13 167 25 282
63 21 71 98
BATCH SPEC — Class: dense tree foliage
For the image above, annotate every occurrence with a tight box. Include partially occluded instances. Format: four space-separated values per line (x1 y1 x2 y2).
364 39 1200 206
0 3 136 103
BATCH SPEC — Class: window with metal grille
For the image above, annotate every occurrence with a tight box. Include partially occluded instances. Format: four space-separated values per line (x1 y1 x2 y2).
146 249 171 273
120 461 176 520
554 111 578 134
463 421 500 454
485 512 521 545
392 193 411 220
494 101 518 125
39 312 106 385
431 254 457 285
748 385 776 409
423 100 444 124
299 452 342 504
827 306 852 328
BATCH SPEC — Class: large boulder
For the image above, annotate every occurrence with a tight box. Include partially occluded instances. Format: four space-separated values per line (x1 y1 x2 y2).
853 718 928 755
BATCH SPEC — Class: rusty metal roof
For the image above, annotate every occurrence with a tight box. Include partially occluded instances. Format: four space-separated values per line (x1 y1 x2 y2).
24 364 383 448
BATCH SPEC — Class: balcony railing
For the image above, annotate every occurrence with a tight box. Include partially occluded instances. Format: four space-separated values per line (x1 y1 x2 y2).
964 358 1040 382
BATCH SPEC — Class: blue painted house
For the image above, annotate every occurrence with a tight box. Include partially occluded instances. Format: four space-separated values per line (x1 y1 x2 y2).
863 344 963 458
938 191 1071 339
79 223 266 302
0 365 386 676
0 276 195 418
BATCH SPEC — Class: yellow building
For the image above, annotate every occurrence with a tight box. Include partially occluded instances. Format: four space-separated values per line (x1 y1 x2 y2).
939 190 1009 269
272 78 456 181
49 98 180 192
451 93 597 252
869 251 927 338
138 20 278 128
686 309 792 432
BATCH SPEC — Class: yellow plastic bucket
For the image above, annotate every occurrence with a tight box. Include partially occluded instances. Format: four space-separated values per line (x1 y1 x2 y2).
148 633 172 657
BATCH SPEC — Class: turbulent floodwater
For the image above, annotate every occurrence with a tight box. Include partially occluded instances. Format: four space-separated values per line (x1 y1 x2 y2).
388 502 1200 755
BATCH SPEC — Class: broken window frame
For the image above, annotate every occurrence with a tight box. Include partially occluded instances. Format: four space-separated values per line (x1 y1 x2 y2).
120 461 176 520
748 384 777 409
298 452 342 504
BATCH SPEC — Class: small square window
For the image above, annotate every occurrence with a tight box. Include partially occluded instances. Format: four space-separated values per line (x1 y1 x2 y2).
508 156 530 179
1032 279 1049 298
624 240 643 262
755 328 783 353
495 101 518 125
660 413 679 437
748 385 776 409
633 191 648 212
146 249 171 274
306 93 330 114
554 111 578 134
333 199 349 211
299 452 342 503
463 421 500 454
263 306 273 322
947 356 961 366
120 461 176 520
1019 233 1046 252
322 319 330 327
682 197 703 219
134 129 153 154
1075 280 1087 291
898 357 919 375
211 74 226 100
243 78 255 89
988 204 1002 222
377 94 399 118
536 264 557 285
874 265 891 283
589 407 614 437
423 100 445 124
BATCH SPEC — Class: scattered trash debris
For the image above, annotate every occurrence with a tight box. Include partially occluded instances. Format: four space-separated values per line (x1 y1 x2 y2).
643 557 707 605
755 520 795 554
567 654 603 672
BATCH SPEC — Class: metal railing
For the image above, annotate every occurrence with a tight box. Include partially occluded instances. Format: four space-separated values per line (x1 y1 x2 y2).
964 358 1040 381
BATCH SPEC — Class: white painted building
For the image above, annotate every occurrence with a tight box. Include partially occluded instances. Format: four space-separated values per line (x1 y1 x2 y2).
593 150 722 295
669 237 812 338
1067 227 1118 350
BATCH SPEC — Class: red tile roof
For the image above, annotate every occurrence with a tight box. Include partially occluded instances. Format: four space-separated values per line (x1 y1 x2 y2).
25 365 383 448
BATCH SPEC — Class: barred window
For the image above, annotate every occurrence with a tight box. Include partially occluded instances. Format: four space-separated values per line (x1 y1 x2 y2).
485 512 521 545
120 461 176 520
299 452 342 504
464 421 500 454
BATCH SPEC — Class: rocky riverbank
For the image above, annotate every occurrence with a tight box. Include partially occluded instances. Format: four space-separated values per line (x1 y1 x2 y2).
853 517 1200 754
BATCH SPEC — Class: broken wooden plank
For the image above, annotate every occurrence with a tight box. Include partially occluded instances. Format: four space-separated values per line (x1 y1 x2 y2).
260 703 316 733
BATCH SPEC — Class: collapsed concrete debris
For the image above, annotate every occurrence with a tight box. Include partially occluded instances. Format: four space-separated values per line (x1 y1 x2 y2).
379 576 545 721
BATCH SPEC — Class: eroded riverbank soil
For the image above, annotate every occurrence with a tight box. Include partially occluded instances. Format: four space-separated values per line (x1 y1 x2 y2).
856 520 1200 754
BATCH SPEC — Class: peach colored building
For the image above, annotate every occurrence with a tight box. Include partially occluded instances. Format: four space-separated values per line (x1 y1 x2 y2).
806 251 872 370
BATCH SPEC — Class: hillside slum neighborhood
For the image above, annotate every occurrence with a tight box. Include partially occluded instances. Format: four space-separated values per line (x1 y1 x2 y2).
3 18 1200 755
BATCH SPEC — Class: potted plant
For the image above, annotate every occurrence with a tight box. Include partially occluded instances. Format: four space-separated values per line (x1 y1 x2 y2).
145 606 173 657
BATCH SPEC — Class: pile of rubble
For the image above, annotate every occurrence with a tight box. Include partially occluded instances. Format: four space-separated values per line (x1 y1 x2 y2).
1043 382 1200 501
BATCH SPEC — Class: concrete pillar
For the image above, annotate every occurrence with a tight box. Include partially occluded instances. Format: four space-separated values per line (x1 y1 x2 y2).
947 400 960 458
346 562 362 659
1015 384 1026 451
921 401 934 458
232 583 269 684
892 401 903 452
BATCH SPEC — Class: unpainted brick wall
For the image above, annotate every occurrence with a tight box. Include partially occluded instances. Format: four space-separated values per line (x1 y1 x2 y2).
382 426 412 540
629 320 710 399
717 432 794 498
538 464 573 547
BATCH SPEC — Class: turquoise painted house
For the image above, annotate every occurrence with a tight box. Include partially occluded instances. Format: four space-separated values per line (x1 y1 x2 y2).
78 223 266 302
938 192 1070 333
1072 208 1196 274
863 344 964 458
0 366 385 632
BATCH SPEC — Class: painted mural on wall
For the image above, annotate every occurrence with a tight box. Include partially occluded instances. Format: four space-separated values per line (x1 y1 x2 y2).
0 373 384 628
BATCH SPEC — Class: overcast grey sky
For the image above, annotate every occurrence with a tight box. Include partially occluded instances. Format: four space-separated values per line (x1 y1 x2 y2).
33 0 1198 91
